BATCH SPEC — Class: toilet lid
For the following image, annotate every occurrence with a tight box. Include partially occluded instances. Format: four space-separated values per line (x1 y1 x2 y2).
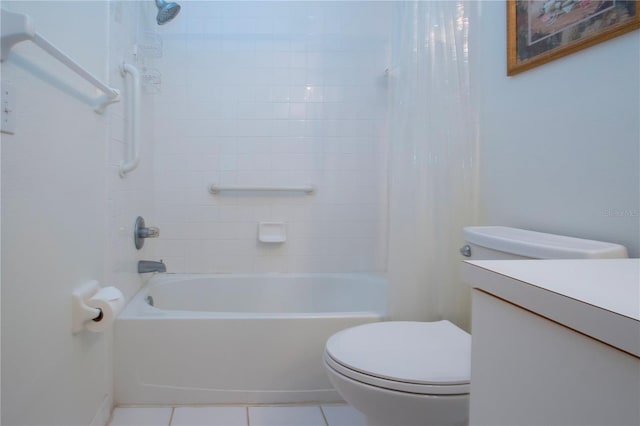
325 321 471 389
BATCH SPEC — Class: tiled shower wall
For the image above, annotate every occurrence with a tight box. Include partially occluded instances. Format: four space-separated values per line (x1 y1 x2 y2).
106 1 156 300
147 1 391 273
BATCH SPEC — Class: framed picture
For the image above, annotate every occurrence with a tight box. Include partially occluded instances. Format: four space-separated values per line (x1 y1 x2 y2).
507 0 640 75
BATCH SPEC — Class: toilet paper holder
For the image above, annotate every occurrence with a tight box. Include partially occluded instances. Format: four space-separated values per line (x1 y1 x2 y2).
71 280 112 334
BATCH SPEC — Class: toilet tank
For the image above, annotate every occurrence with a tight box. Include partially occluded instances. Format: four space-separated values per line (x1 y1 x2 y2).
463 226 628 260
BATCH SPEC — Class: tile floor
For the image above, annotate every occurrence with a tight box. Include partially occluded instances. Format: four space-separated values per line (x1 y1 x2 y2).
109 404 366 426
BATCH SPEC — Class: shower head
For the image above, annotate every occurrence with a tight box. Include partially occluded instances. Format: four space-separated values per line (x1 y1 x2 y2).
155 0 181 25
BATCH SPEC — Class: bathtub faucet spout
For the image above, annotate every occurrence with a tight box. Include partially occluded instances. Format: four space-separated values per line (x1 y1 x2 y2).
138 260 166 273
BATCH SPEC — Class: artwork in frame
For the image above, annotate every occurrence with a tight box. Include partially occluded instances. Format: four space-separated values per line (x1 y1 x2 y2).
507 0 640 75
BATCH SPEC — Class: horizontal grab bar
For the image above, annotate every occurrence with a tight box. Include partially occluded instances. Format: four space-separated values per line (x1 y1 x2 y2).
209 184 315 194
1 8 120 113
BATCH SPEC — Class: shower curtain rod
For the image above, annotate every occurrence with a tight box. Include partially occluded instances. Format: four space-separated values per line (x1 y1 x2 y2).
0 8 120 113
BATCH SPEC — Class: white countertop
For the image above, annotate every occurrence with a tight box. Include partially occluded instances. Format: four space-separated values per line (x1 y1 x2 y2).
463 259 640 357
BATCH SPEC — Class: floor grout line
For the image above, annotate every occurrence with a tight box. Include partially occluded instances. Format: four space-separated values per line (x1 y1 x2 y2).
319 405 330 426
168 407 175 426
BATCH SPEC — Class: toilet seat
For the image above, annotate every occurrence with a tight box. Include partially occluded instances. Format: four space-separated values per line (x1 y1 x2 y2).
324 321 471 395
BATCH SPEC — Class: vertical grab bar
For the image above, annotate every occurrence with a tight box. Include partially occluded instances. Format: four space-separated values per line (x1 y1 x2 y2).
119 63 141 177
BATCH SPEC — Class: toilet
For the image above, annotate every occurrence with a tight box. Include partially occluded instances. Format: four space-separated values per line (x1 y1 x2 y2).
323 226 628 426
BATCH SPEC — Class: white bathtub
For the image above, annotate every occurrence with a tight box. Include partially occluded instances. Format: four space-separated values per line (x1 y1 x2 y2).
114 273 387 405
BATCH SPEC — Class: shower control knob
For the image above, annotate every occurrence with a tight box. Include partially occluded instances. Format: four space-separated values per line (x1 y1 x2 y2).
134 216 160 249
138 226 160 238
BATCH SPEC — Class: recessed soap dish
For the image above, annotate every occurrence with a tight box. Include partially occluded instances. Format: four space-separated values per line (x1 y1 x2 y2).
258 222 286 243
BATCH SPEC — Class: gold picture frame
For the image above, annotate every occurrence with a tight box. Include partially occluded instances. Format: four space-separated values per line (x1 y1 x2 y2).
507 0 640 75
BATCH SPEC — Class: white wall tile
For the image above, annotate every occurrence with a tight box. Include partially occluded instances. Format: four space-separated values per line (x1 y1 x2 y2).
148 1 391 273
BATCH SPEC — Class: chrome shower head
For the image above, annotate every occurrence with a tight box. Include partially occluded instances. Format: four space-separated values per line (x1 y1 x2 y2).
155 0 181 25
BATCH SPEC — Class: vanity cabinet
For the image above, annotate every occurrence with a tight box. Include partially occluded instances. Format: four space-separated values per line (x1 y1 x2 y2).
464 259 640 426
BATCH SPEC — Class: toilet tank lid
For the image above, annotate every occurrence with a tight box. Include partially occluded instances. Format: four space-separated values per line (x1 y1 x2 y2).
463 226 628 259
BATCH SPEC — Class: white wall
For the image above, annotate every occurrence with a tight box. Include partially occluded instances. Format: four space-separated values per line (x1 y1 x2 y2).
476 2 640 257
145 1 391 273
1 1 148 424
1 2 113 424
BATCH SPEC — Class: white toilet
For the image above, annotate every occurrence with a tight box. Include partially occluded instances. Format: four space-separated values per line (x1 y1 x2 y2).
323 226 628 426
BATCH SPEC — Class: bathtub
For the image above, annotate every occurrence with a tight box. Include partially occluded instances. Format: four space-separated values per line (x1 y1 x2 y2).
114 273 387 405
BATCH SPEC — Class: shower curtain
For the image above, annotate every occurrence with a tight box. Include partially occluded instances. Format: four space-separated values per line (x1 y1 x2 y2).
387 1 479 330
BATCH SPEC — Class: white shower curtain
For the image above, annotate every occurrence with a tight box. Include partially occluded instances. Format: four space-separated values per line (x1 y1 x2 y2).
387 0 479 330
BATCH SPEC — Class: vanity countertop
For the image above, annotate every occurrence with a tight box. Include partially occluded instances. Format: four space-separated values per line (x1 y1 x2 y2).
463 258 640 357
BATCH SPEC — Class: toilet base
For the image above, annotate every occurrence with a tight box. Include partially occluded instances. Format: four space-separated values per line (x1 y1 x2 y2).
325 360 468 426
